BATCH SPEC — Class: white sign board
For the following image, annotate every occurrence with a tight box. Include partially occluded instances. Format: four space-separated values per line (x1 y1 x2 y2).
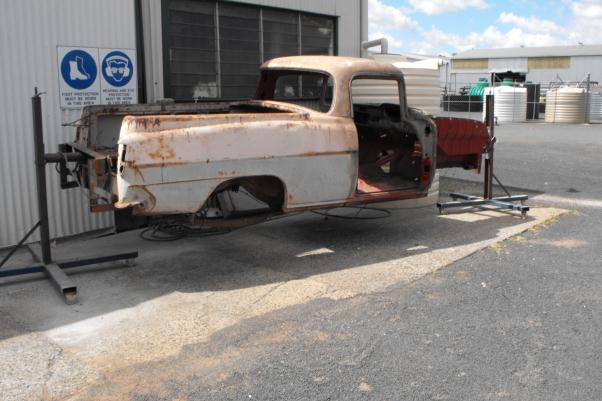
57 46 100 108
99 48 137 105
57 46 137 109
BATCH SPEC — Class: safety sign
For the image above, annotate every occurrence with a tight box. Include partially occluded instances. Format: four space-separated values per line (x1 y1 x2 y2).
99 48 137 105
57 46 137 109
57 47 100 108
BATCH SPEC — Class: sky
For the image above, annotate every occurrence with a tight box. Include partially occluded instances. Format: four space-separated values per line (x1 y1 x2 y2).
368 0 602 56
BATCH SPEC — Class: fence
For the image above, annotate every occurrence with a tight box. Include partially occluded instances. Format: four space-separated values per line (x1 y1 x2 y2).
438 77 601 124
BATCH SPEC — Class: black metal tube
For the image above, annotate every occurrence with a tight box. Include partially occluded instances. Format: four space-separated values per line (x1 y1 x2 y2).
483 94 494 200
44 152 88 163
32 91 52 264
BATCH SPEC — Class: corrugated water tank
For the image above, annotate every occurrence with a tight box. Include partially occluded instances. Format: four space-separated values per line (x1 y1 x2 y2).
365 55 442 115
545 87 587 123
589 88 602 121
469 78 489 98
482 86 528 123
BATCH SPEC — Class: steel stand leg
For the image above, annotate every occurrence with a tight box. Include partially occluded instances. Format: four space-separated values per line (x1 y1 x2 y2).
436 94 529 217
30 91 80 303
0 90 138 305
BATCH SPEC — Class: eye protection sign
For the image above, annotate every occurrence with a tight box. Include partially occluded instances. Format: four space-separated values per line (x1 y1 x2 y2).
99 48 137 105
57 46 137 109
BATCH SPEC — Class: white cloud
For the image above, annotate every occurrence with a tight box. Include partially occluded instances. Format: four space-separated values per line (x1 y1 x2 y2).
368 0 418 31
413 1 602 55
408 0 489 15
498 12 563 33
369 0 602 56
568 0 602 43
572 0 602 18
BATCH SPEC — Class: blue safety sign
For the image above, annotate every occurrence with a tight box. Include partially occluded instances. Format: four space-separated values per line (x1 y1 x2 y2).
57 46 137 109
60 49 97 90
101 50 133 87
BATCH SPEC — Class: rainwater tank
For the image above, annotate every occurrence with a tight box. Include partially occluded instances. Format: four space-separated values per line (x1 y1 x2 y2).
482 86 528 123
545 87 587 123
469 78 489 99
365 55 442 115
589 88 602 122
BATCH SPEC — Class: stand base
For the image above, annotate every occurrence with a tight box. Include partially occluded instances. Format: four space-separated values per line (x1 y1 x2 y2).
437 192 529 217
0 244 137 304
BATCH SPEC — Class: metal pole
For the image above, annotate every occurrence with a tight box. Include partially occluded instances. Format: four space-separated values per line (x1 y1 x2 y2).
32 89 52 264
585 73 591 124
483 94 494 200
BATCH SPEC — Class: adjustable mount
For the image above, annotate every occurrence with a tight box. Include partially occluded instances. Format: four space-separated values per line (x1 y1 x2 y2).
437 93 530 217
0 89 137 304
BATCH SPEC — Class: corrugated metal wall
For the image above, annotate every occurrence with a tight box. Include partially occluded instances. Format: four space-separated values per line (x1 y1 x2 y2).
142 0 362 102
0 0 137 247
445 56 602 89
527 56 602 84
489 57 528 72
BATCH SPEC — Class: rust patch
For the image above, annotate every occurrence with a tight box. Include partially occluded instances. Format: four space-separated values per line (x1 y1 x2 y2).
217 170 237 177
146 135 176 161
90 204 115 213
388 314 401 322
133 167 145 182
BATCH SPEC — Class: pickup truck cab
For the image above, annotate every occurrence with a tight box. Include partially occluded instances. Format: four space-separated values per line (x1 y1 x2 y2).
70 56 489 230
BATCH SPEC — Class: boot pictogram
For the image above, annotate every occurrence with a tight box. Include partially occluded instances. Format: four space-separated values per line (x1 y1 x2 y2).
69 56 90 81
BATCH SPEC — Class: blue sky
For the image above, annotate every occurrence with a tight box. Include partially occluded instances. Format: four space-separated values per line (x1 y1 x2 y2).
368 0 602 56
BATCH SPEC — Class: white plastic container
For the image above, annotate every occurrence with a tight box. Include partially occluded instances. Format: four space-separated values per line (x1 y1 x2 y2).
482 86 528 123
360 55 442 115
545 87 587 124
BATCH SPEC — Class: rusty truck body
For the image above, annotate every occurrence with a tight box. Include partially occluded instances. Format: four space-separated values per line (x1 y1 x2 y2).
65 56 489 230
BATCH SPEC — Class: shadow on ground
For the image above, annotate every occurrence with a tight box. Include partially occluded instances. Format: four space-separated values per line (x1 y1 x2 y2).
1 188 539 341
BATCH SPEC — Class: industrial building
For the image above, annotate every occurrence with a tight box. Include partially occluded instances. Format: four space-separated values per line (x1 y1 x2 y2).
0 0 368 248
444 44 602 91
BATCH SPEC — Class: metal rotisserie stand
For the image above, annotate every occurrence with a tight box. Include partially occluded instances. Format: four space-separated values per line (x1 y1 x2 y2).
437 94 530 217
0 90 137 304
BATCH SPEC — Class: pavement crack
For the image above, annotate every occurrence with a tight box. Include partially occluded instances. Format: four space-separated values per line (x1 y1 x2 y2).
250 281 288 306
41 344 64 399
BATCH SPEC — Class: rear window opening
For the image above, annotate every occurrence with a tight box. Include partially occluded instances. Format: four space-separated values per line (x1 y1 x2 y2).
255 71 333 113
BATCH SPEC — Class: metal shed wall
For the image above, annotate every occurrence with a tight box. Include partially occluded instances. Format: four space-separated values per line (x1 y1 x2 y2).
141 0 362 102
0 0 137 247
445 55 602 90
488 58 528 72
526 56 602 85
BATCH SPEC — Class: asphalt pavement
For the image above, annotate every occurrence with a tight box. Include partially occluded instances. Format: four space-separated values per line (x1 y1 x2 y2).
127 121 601 401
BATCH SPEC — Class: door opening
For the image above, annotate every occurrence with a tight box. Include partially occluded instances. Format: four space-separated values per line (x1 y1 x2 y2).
350 77 421 194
